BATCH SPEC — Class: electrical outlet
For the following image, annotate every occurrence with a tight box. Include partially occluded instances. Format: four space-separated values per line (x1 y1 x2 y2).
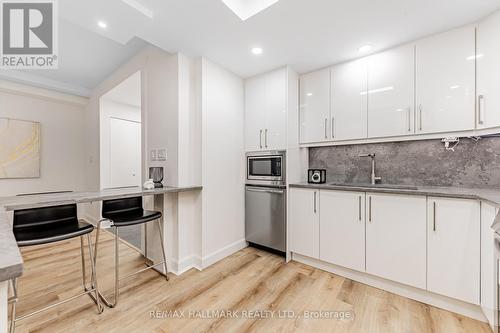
150 149 157 161
157 148 167 161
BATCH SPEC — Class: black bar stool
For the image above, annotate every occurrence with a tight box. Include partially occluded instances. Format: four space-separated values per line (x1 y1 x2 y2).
94 196 168 308
9 204 102 333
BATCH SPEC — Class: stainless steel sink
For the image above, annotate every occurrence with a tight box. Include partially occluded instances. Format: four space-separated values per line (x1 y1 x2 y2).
327 182 419 190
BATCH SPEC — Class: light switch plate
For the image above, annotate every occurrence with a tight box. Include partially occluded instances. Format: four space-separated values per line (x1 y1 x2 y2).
150 149 157 161
157 148 167 161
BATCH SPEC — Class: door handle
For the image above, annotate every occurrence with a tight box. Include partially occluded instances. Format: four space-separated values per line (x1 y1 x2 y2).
368 196 372 222
358 195 362 221
407 107 411 132
478 95 485 125
324 118 328 139
259 129 263 149
418 105 423 131
331 117 335 139
313 191 317 213
265 129 268 148
433 201 436 232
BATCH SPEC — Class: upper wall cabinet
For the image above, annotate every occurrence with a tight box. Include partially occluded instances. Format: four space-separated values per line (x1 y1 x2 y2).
367 44 415 138
331 58 368 141
477 11 500 129
245 67 287 152
299 69 331 144
415 26 475 134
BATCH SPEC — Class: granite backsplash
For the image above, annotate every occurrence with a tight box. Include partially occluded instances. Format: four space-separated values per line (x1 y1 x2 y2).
309 137 500 188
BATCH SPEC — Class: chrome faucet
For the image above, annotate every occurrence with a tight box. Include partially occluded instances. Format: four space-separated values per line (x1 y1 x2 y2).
359 153 382 185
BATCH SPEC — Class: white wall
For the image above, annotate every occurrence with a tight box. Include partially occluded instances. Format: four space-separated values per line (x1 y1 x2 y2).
0 87 87 196
200 58 246 263
99 99 141 189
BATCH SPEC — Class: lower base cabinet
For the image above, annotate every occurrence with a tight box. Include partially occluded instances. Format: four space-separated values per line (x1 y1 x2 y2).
290 188 319 258
320 191 365 272
427 197 480 305
289 188 483 306
365 193 427 289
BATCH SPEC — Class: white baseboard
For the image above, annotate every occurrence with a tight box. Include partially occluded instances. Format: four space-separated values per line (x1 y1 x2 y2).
292 253 487 323
201 239 248 269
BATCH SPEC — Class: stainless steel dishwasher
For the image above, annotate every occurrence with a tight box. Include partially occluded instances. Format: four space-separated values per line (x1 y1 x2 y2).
245 186 286 252
245 151 286 253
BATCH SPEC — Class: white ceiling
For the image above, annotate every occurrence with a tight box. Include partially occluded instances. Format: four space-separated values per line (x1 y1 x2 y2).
102 71 141 107
61 0 500 78
3 0 500 95
0 19 147 96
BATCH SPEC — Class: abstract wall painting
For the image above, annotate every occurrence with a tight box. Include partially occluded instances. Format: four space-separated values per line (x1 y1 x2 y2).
0 118 41 179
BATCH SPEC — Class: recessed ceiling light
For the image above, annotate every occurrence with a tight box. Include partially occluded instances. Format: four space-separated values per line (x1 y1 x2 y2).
222 0 280 21
358 44 373 53
306 93 313 97
251 47 263 55
98 21 107 29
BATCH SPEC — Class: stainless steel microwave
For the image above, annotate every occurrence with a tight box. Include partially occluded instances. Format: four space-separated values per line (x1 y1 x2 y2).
246 151 286 186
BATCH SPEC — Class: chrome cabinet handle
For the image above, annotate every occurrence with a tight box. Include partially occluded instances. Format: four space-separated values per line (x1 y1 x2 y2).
418 105 423 131
313 191 317 213
259 129 263 149
331 117 335 139
368 196 372 222
324 118 328 139
358 195 362 221
265 129 268 148
433 201 436 231
407 107 411 132
478 95 485 125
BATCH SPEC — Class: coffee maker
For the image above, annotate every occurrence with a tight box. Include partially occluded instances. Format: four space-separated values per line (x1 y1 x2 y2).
149 167 164 188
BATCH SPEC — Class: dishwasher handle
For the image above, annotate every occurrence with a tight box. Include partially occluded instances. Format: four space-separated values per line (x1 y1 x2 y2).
246 187 285 195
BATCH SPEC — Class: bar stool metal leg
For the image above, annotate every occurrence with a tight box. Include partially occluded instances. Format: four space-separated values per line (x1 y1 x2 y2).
86 233 103 313
9 278 17 333
80 236 87 288
156 219 169 281
96 225 119 308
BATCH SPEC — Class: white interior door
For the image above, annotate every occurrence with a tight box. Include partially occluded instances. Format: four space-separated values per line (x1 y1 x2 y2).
109 117 141 188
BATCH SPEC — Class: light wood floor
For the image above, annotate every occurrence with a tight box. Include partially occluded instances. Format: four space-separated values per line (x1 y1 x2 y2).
10 231 492 333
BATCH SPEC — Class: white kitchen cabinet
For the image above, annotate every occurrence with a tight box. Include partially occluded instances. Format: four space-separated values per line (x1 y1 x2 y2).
427 197 480 305
415 26 475 134
368 44 415 138
477 11 500 129
299 69 331 144
290 188 320 258
331 59 367 141
480 202 498 331
366 193 427 289
245 74 267 151
320 190 365 271
245 67 287 151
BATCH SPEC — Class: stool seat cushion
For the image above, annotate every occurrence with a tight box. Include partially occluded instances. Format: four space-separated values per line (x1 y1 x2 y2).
14 219 94 247
103 209 162 227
